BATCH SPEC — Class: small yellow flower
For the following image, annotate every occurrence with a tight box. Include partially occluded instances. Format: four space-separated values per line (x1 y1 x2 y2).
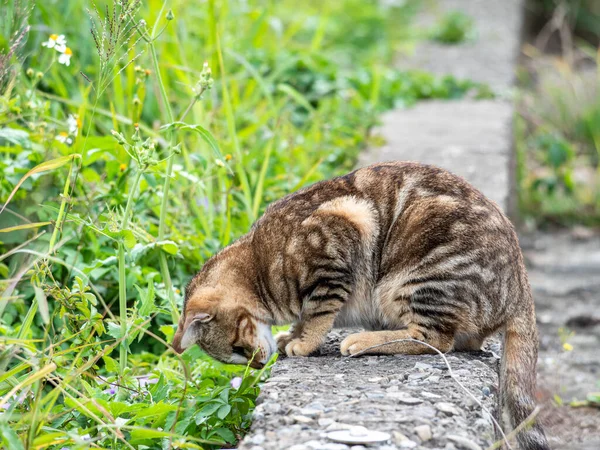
563 342 573 352
58 47 73 66
119 163 127 172
224 154 232 161
175 288 181 294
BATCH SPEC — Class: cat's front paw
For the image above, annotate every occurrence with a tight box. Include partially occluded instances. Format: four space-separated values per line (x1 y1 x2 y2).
275 331 294 353
340 332 383 356
284 338 317 357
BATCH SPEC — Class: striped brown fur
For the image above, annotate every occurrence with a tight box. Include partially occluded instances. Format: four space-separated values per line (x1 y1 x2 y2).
173 162 548 450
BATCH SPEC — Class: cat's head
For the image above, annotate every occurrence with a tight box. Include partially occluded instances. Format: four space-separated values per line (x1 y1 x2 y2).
171 284 276 369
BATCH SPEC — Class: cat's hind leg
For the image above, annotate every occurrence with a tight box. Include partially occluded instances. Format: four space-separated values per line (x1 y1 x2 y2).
340 325 454 356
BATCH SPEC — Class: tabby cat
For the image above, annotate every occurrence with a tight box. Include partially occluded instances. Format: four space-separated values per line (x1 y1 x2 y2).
173 161 548 450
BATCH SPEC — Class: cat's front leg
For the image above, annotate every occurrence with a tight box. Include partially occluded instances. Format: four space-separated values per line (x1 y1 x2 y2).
283 298 343 357
274 326 297 353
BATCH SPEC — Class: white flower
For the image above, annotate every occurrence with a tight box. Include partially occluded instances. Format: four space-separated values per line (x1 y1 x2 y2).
56 132 73 145
67 114 80 136
42 34 67 53
58 47 73 66
230 376 243 390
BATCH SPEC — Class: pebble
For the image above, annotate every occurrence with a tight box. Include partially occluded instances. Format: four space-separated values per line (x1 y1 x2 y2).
248 434 265 445
300 408 323 418
318 418 335 427
327 428 391 445
413 362 433 371
399 440 417 448
420 390 442 399
263 402 282 414
292 415 314 424
326 422 364 432
365 392 385 399
307 401 326 411
388 393 423 404
393 431 410 444
446 435 483 450
410 406 437 419
407 372 428 381
414 424 432 442
315 443 349 450
435 402 461 416
481 386 491 397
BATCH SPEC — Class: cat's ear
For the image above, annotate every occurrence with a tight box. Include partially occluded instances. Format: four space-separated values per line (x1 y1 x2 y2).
172 312 213 353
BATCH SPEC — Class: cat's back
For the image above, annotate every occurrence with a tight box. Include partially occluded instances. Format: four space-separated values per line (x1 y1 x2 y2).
256 161 507 232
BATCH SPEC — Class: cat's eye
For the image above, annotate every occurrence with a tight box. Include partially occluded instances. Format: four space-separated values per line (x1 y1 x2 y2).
232 346 246 357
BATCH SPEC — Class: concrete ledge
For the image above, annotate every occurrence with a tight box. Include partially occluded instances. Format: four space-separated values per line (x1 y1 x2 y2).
359 100 514 211
239 332 499 450
397 0 524 93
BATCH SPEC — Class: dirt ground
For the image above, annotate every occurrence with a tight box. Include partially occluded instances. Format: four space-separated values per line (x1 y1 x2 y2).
521 229 600 449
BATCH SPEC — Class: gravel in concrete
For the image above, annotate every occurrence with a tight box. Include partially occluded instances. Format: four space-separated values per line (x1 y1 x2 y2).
239 331 499 450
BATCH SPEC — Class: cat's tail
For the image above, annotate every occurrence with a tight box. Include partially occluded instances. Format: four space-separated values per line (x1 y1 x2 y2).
501 307 550 450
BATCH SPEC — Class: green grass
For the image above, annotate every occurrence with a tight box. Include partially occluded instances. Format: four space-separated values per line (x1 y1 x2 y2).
429 11 474 45
516 46 600 227
0 0 491 448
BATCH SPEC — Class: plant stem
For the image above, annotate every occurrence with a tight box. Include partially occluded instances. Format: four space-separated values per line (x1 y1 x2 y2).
48 162 74 254
118 169 143 372
118 243 127 372
121 170 143 229
149 24 179 323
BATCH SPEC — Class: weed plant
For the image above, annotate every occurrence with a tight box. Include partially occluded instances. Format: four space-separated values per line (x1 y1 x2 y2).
0 0 490 448
517 45 600 226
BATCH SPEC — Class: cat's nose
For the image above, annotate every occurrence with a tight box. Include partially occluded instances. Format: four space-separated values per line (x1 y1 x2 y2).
249 360 265 369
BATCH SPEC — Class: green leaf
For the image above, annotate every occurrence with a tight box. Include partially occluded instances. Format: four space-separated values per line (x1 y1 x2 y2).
107 321 123 340
0 222 52 233
0 153 81 214
33 285 49 325
0 127 30 148
105 229 136 249
196 401 221 418
161 121 224 160
103 355 119 373
277 83 316 113
217 404 231 420
0 423 25 450
156 240 179 255
133 401 178 419
129 428 174 444
213 427 236 443
134 280 155 317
